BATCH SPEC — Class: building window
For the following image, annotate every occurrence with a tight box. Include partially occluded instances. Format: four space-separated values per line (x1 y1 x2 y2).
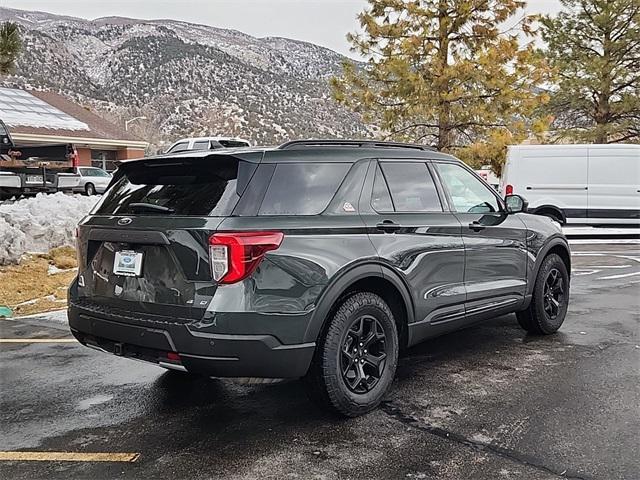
91 150 117 172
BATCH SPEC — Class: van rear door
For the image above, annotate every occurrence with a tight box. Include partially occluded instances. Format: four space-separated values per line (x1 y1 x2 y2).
587 146 640 225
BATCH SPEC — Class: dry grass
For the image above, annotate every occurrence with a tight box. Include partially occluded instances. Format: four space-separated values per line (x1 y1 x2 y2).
0 247 77 316
44 246 78 270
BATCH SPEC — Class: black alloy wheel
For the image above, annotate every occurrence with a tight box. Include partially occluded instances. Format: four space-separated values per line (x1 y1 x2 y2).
516 253 569 335
543 268 565 320
304 292 399 416
340 314 388 393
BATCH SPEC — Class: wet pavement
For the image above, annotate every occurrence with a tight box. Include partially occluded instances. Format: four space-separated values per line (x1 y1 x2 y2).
1 241 639 480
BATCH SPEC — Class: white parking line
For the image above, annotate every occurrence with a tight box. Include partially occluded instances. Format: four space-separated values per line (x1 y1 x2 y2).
597 271 640 281
569 239 640 245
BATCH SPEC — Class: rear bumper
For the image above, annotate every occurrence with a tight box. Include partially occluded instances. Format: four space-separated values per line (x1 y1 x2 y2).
68 302 315 378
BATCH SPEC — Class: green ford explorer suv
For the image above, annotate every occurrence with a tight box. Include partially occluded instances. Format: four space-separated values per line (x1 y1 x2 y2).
69 139 571 416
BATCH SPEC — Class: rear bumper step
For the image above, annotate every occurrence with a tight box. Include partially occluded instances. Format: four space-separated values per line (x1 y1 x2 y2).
68 303 315 378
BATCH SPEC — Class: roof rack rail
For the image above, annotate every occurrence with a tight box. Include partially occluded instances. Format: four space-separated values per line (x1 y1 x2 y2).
278 139 436 151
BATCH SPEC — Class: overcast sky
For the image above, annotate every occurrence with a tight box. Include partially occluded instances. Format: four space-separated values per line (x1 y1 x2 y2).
0 0 564 58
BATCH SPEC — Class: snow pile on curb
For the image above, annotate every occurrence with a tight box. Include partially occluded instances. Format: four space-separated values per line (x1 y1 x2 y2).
0 193 99 265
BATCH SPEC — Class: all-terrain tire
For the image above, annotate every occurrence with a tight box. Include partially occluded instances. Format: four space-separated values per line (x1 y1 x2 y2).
304 292 399 417
517 253 569 335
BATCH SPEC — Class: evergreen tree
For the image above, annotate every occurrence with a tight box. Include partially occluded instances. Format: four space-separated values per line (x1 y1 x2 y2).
542 0 640 143
332 0 552 173
0 22 21 76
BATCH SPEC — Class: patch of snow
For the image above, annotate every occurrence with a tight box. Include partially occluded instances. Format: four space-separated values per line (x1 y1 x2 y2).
0 192 99 265
0 216 26 265
16 15 35 23
47 264 75 275
14 298 38 306
471 432 494 444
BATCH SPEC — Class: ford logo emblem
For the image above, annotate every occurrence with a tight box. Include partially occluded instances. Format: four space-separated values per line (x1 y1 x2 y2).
118 217 133 226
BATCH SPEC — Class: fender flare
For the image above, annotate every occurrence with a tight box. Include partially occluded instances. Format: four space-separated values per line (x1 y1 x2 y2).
527 236 571 297
302 262 415 344
531 205 566 223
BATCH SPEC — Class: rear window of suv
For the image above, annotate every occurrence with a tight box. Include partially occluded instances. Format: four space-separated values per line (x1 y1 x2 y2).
94 157 249 216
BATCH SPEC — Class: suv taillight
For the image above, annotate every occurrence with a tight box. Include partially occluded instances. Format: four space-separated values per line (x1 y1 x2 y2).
208 231 284 284
505 184 513 195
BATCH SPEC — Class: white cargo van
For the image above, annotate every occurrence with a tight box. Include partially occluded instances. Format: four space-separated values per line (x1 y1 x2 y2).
500 144 640 225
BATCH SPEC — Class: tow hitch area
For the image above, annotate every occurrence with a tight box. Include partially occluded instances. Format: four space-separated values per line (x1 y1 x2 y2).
114 343 125 356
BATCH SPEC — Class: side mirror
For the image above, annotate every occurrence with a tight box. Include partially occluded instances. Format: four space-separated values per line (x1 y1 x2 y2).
505 194 528 214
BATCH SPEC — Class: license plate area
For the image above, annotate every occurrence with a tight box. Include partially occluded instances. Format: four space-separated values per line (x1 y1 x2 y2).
113 250 143 277
26 175 44 183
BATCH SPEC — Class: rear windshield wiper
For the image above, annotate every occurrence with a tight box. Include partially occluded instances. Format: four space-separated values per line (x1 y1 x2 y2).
128 202 175 214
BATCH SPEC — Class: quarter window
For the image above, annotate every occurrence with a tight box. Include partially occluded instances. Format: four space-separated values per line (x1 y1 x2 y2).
377 162 442 212
436 163 501 213
258 163 350 215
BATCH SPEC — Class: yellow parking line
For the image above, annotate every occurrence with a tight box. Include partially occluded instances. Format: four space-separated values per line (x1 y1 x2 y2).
0 339 77 343
0 451 140 462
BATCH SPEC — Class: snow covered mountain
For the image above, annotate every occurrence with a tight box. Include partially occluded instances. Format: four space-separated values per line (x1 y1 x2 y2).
0 7 370 149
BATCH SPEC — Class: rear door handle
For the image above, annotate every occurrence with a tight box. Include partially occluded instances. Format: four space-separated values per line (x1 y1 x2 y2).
376 220 402 233
469 221 485 232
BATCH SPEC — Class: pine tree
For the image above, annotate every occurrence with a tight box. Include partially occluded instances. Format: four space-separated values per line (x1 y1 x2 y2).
0 22 21 76
541 0 640 143
331 0 552 173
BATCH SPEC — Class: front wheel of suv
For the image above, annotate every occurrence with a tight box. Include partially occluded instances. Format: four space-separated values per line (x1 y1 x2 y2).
304 292 399 417
517 253 569 335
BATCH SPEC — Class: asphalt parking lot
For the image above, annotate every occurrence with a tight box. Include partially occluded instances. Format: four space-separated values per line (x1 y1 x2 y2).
1 240 639 480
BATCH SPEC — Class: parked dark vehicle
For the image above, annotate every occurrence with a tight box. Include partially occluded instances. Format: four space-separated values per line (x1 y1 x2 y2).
69 140 571 416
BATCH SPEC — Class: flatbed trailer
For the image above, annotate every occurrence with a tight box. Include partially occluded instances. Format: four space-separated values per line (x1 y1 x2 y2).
0 119 80 200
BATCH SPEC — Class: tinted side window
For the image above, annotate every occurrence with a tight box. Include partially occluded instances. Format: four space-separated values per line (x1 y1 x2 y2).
436 163 500 213
259 163 350 215
192 140 210 150
219 140 250 148
380 162 442 212
167 142 189 153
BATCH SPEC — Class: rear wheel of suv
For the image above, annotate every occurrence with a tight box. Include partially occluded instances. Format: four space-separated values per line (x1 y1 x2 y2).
305 292 398 417
517 253 569 335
